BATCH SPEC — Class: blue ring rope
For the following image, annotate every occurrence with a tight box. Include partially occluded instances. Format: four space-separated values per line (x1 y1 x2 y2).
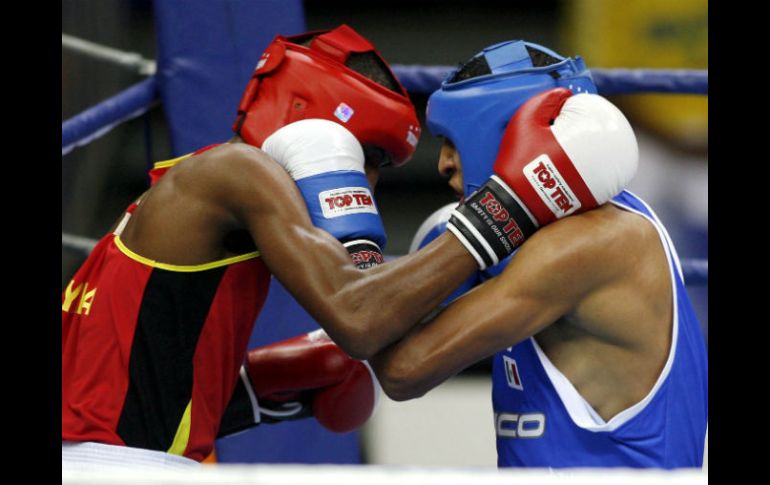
391 66 708 96
61 68 708 285
61 68 707 156
62 76 159 156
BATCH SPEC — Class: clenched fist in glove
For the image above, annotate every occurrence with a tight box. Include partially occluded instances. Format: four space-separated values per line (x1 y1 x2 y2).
447 88 638 270
219 329 380 435
262 119 386 269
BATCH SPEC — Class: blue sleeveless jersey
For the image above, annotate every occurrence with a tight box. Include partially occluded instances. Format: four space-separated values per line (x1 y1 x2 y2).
491 190 708 468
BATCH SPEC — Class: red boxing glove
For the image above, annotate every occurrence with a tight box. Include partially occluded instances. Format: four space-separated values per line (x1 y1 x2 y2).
244 329 380 433
447 88 638 269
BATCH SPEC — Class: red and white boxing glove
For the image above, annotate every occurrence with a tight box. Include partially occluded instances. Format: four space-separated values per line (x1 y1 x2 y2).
234 329 380 433
447 88 638 269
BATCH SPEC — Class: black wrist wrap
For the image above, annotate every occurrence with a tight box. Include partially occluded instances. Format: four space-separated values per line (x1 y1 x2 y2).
448 177 537 269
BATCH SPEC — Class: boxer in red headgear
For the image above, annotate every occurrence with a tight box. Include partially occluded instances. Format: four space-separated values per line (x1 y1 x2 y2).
233 24 420 168
62 25 421 469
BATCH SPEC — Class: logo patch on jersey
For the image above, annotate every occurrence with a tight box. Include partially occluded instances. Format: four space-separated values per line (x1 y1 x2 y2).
62 279 97 316
524 154 581 218
503 356 523 390
319 187 378 218
495 412 546 439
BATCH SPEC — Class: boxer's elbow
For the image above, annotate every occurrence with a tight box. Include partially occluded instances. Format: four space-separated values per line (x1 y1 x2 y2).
338 336 377 362
376 358 431 402
322 313 378 361
322 298 393 361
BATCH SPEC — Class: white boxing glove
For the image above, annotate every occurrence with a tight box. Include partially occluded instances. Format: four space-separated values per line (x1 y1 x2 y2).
262 119 387 259
262 119 365 180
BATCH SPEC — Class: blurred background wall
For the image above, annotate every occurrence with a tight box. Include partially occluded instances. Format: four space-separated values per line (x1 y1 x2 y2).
62 0 707 467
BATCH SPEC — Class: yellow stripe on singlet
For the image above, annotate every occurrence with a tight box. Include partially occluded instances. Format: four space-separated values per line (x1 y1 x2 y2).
153 153 191 169
167 400 192 456
114 236 260 272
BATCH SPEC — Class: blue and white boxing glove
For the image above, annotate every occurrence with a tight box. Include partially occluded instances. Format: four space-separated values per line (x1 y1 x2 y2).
263 119 385 269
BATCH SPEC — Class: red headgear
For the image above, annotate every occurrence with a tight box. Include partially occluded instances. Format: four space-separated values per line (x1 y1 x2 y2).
233 25 421 167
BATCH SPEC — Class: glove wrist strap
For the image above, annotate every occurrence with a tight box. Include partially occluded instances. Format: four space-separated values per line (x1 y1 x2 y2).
343 239 384 269
448 176 538 270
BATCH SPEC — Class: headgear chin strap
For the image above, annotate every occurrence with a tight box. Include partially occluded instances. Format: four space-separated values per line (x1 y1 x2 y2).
234 24 421 167
427 40 597 196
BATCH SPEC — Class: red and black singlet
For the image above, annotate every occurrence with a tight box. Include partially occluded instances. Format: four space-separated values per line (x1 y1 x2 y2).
62 150 271 461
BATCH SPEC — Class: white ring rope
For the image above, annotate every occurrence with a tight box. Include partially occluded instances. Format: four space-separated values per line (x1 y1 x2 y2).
62 34 156 76
62 233 97 255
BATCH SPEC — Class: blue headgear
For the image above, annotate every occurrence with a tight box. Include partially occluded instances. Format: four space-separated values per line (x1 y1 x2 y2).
427 40 597 197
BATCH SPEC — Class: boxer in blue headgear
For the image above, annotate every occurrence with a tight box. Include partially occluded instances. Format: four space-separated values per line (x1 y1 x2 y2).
391 39 706 469
427 40 597 197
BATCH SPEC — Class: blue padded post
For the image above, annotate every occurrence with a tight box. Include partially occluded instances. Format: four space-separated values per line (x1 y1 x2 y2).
153 0 306 156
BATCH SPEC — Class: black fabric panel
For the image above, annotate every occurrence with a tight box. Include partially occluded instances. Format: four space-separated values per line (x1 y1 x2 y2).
117 266 226 451
217 372 259 438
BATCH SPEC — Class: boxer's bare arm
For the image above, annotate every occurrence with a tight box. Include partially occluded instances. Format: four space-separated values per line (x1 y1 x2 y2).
217 145 477 359
369 204 669 402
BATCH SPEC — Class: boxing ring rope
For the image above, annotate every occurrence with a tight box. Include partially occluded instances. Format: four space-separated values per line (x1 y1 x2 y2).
391 65 708 96
62 233 99 255
61 76 159 156
60 65 708 157
61 34 160 156
60 33 708 157
62 34 157 76
61 38 708 285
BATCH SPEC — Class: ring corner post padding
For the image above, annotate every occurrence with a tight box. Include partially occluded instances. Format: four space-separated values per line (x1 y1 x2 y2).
152 1 360 465
152 0 306 157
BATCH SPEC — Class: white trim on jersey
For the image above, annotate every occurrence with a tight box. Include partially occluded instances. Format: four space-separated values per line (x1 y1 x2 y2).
408 203 458 254
113 211 132 237
530 193 681 432
621 190 685 281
